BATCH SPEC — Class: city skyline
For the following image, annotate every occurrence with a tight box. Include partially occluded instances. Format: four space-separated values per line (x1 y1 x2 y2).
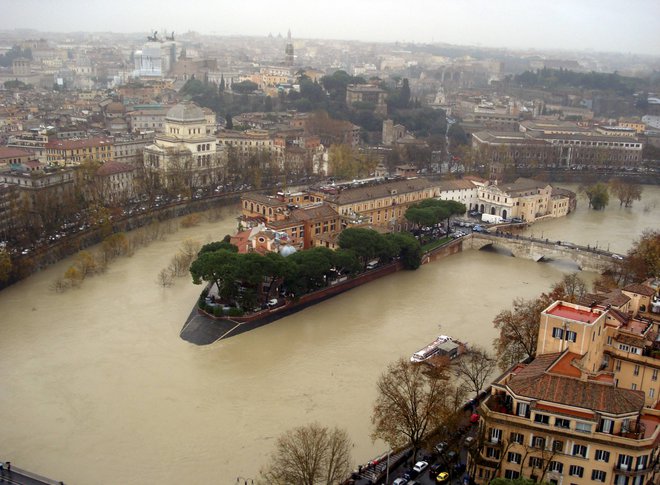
1 0 659 57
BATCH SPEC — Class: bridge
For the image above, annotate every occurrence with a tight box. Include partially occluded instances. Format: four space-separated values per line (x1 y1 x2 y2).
467 232 620 273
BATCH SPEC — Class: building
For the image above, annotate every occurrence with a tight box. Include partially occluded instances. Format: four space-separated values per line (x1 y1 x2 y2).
476 178 574 222
126 105 170 133
472 281 660 485
239 192 340 250
0 147 33 168
143 103 221 189
44 137 113 165
95 161 135 206
346 84 387 116
285 29 294 66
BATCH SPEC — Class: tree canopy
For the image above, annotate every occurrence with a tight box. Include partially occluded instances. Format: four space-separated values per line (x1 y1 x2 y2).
609 179 642 207
372 358 466 462
405 199 466 230
260 422 353 485
581 182 610 210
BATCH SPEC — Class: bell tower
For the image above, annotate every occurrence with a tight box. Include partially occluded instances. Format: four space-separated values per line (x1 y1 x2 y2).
285 29 294 66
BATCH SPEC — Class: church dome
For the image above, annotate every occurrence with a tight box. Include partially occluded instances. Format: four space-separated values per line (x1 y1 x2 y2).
166 103 205 123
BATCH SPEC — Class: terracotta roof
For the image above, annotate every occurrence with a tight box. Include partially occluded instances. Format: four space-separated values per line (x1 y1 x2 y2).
324 178 437 205
245 194 288 208
45 137 112 150
534 403 595 420
623 283 656 297
547 352 582 378
608 308 630 325
97 161 134 176
508 353 645 415
0 147 32 159
287 203 338 223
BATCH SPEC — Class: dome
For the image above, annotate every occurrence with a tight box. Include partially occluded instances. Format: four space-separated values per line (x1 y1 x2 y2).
279 245 297 257
166 103 205 122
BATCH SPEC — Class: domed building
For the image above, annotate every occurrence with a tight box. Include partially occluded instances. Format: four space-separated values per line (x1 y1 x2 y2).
143 102 222 190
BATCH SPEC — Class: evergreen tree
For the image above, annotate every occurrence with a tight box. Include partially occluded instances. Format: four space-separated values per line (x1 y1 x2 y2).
219 75 225 93
225 113 233 130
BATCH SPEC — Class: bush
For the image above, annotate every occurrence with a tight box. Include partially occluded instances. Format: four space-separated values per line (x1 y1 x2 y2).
213 306 223 317
227 308 244 317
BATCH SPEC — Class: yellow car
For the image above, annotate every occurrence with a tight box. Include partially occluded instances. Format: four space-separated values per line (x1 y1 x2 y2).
436 471 450 483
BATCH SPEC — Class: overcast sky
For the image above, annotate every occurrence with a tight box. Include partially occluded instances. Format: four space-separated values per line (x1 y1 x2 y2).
2 0 658 56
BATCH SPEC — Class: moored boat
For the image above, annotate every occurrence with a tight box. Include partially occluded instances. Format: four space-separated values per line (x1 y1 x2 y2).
410 335 454 363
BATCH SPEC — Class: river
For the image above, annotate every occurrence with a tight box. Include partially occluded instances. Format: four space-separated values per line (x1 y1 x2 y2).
0 185 658 484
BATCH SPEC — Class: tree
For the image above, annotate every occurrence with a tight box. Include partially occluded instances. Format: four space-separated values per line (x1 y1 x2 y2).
453 345 497 398
492 297 546 370
231 80 258 94
372 358 464 462
609 178 643 207
260 423 352 485
338 227 390 269
580 183 609 210
0 249 11 284
544 273 587 303
225 113 233 130
621 230 660 283
385 232 422 269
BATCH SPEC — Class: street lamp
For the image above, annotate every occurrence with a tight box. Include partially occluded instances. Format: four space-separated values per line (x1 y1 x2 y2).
236 477 254 485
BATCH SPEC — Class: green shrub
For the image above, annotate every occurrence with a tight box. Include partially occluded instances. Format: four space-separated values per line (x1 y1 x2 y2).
228 308 244 317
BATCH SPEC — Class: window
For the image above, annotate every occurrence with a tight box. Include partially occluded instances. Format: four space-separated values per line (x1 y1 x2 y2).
592 470 607 482
534 413 550 425
631 383 637 390
555 418 570 429
618 454 633 471
565 330 577 342
599 419 614 434
595 450 610 462
575 422 591 433
532 436 546 449
516 402 529 417
615 360 621 371
549 461 563 474
569 465 584 477
650 388 655 399
507 452 521 464
490 428 502 443
529 457 544 469
572 444 588 458
653 369 658 381
486 447 500 460
510 432 524 444
633 365 640 376
635 455 647 470
552 440 564 453
504 470 519 480
552 327 564 339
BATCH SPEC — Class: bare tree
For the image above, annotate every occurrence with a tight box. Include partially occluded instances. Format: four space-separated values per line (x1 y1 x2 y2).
372 358 464 462
492 297 546 370
454 345 497 399
260 422 352 485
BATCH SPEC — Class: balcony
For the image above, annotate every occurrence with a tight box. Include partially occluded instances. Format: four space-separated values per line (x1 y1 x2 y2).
617 421 646 440
483 394 514 415
613 463 652 477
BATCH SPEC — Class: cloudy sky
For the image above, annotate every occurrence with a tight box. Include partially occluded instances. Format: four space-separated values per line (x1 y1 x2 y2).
2 0 658 55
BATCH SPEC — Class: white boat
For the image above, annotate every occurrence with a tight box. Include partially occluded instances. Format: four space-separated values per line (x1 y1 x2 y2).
410 335 454 363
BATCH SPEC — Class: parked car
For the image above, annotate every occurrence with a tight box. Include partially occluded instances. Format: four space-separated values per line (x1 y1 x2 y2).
393 478 408 485
436 471 450 483
267 298 279 307
435 441 448 454
413 461 428 473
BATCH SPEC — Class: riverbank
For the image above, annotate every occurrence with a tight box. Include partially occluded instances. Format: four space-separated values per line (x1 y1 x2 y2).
180 238 464 345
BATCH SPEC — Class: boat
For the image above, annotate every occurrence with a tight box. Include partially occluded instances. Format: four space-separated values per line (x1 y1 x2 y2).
410 335 455 363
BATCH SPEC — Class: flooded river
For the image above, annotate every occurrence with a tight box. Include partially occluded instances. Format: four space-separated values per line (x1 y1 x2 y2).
0 185 658 484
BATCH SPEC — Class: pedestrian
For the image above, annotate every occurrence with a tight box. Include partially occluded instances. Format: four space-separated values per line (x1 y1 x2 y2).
6 461 10 471
0 461 4 471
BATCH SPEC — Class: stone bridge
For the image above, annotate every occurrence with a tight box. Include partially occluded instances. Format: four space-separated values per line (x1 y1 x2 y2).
467 232 620 273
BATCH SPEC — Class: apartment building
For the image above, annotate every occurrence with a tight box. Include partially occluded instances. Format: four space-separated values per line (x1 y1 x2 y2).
473 281 660 485
44 137 113 165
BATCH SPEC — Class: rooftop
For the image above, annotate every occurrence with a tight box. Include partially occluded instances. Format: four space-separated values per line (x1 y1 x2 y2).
546 302 601 324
